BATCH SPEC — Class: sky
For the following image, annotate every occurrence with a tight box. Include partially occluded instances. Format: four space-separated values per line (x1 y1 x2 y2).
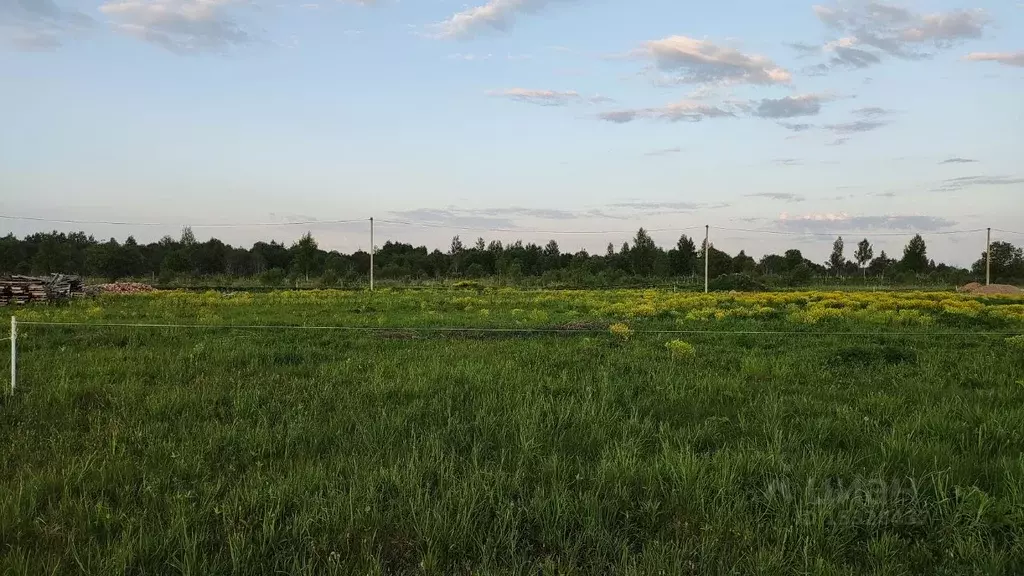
1 0 1022 266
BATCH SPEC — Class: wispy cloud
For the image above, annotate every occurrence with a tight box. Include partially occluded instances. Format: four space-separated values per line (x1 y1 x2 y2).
432 0 571 40
754 94 832 118
803 2 989 72
488 88 612 106
771 158 803 166
852 106 893 118
2 0 93 50
825 120 889 134
100 0 257 54
748 192 806 201
449 52 492 61
776 213 957 233
643 147 682 157
779 122 814 132
964 51 1024 67
939 157 978 164
637 35 792 85
597 100 738 124
599 92 837 126
820 105 894 141
933 175 1024 192
608 200 728 214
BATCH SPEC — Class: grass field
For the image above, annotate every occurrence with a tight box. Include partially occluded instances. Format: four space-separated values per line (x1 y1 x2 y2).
2 289 1023 574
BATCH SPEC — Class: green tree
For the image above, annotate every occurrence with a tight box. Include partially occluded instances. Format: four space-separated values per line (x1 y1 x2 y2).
292 232 319 281
784 249 804 271
449 236 465 275
180 226 197 246
972 241 1023 281
630 228 657 276
854 238 874 279
669 234 697 276
901 234 929 273
868 250 894 280
731 250 756 274
828 236 845 276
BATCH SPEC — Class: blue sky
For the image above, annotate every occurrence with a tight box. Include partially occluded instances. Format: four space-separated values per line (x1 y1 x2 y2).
1 0 1022 265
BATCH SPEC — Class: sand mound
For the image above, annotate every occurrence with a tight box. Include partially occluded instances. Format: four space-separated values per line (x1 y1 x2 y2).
959 283 1023 295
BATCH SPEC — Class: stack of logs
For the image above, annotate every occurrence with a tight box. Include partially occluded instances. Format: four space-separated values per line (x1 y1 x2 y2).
0 275 85 305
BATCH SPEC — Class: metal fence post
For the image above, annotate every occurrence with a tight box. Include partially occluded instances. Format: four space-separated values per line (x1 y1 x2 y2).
10 316 16 395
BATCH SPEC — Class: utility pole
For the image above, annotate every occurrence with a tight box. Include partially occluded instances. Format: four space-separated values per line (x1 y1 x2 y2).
370 217 375 292
986 227 991 286
704 225 709 294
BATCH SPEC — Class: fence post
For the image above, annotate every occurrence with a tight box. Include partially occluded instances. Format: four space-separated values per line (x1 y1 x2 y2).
10 316 16 396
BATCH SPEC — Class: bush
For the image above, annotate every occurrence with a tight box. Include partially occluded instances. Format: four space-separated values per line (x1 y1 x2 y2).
786 264 812 287
708 273 767 292
260 268 286 287
318 269 340 288
609 323 633 341
665 340 695 359
452 280 484 290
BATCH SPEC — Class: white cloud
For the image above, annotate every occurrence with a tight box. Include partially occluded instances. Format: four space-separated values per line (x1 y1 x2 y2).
100 0 255 53
964 51 1024 67
432 0 569 40
639 35 792 85
804 2 990 71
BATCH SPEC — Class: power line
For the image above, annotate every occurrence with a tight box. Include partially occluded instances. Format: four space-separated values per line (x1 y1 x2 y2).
14 321 1020 338
375 219 706 235
0 214 368 228
0 212 1008 240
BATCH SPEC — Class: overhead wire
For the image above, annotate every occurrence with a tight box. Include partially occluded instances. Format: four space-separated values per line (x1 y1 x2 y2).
374 219 706 235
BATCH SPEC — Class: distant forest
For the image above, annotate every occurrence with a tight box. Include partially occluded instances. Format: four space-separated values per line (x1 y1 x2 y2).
2 227 1022 287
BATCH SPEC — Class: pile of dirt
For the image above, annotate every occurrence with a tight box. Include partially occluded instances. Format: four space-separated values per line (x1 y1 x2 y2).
958 282 1023 295
92 282 156 294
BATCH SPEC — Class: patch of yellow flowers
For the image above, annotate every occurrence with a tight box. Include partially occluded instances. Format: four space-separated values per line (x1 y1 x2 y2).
12 288 1024 329
665 340 696 359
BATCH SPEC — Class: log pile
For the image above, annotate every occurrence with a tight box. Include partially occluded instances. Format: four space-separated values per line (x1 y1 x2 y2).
92 282 155 294
0 275 85 305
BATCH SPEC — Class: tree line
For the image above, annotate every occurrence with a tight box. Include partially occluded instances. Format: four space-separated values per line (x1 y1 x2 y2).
1 228 1021 287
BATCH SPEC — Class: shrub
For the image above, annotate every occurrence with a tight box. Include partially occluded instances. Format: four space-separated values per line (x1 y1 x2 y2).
1006 335 1024 351
318 269 340 288
708 273 767 292
259 268 286 287
665 340 695 359
609 323 633 341
786 264 812 286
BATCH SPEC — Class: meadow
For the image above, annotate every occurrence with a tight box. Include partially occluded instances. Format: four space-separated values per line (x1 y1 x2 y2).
2 288 1023 574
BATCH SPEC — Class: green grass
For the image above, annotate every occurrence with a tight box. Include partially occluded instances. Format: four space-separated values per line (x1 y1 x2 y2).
1 290 1023 574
